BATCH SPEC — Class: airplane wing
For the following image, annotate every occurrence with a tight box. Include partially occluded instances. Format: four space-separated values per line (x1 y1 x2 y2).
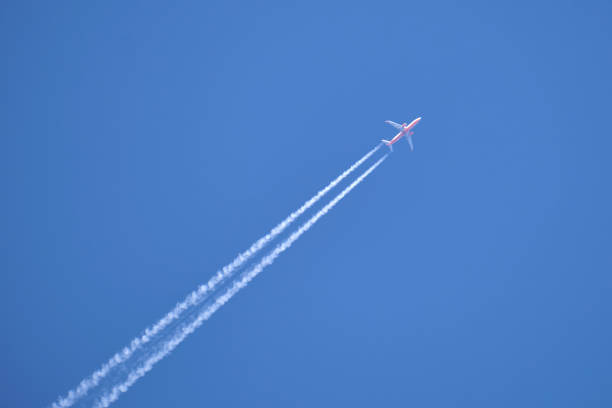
384 120 404 130
406 132 414 151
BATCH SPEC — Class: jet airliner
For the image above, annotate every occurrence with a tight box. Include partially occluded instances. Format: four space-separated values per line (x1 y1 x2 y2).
382 117 422 151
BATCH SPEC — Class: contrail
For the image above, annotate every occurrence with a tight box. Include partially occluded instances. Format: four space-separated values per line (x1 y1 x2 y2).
94 154 388 408
51 144 381 408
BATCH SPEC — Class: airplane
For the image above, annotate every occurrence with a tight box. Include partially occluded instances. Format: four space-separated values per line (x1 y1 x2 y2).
381 117 422 152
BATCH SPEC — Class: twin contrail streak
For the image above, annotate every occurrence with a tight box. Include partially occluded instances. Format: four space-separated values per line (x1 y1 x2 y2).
94 154 388 408
52 144 381 408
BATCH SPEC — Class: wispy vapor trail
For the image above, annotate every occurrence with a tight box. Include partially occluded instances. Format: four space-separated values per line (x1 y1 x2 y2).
51 144 381 408
94 154 388 408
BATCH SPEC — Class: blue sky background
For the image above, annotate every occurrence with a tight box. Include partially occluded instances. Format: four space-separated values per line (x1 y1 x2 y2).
2 1 611 407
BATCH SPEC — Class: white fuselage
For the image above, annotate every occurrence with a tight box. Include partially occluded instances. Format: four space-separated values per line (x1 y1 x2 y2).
388 117 421 146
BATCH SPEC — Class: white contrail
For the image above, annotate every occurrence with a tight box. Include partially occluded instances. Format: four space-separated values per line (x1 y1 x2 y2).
51 144 381 408
94 154 388 408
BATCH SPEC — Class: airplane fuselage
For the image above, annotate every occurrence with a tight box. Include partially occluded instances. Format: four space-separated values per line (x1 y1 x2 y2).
388 117 421 146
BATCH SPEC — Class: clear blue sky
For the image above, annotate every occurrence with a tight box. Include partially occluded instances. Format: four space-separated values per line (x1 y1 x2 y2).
2 1 611 407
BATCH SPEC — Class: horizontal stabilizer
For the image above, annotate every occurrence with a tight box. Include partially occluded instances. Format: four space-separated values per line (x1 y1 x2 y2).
381 139 393 152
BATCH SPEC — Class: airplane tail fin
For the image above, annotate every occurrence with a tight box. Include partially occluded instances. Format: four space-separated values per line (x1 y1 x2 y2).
381 139 393 152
